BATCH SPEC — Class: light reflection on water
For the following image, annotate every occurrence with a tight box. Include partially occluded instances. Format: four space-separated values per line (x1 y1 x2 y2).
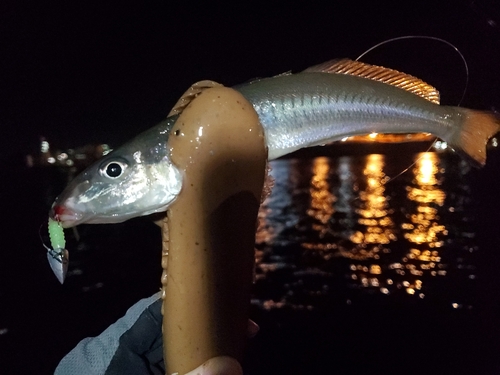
1 148 491 374
253 152 476 310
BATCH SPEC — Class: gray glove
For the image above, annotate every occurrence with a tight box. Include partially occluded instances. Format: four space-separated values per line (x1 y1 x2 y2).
55 293 252 375
55 293 164 375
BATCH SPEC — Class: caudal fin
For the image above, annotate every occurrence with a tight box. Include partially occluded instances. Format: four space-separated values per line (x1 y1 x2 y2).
450 110 500 166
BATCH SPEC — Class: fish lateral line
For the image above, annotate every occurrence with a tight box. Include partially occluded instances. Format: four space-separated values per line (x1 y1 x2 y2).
49 57 499 229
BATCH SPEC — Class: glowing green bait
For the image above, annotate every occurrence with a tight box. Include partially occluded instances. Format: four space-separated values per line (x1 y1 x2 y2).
46 217 69 284
48 217 65 250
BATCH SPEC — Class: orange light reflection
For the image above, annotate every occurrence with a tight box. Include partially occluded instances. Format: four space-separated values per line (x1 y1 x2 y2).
307 157 336 238
400 152 448 295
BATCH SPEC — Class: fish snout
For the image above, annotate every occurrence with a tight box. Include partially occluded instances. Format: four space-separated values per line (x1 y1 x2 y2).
50 204 82 228
50 179 92 227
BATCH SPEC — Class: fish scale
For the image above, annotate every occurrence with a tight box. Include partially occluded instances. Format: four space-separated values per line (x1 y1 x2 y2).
50 60 499 229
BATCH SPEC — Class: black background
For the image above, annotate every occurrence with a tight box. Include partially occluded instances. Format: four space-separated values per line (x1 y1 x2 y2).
1 0 499 158
1 1 500 374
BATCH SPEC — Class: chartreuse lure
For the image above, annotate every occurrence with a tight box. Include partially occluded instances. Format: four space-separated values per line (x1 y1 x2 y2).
48 217 66 249
46 218 69 284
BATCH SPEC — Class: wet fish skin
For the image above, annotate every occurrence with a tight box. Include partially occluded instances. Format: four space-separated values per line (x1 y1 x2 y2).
51 70 499 227
235 72 478 160
52 117 182 226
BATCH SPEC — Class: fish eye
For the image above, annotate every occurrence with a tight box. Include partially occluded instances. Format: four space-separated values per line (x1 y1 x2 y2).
100 160 128 179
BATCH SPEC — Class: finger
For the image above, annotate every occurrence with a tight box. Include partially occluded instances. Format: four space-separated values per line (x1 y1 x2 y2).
184 356 243 375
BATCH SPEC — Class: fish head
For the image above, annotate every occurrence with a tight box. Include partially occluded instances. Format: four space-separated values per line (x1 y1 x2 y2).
50 118 183 228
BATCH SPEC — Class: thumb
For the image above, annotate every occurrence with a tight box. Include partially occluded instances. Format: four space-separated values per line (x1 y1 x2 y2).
184 356 243 375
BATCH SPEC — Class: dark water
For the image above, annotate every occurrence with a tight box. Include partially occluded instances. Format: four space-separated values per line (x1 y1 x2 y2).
2 145 500 374
254 151 478 307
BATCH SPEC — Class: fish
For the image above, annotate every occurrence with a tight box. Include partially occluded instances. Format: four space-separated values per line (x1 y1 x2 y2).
50 59 500 229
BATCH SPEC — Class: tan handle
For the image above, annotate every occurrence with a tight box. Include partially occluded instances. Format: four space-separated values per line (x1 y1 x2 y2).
161 86 267 375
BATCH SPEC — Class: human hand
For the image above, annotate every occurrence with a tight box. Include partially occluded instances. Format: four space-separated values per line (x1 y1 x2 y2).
185 356 243 375
55 293 257 375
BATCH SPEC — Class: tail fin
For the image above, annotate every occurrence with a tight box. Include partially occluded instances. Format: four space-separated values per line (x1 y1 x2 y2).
449 110 500 166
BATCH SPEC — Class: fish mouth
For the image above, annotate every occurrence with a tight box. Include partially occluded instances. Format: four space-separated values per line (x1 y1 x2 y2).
49 202 170 227
49 204 84 228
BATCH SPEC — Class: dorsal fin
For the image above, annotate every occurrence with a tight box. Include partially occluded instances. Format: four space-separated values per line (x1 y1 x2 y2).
168 80 223 117
303 58 440 104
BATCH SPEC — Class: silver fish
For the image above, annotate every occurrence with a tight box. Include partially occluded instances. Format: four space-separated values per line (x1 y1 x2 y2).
50 59 499 228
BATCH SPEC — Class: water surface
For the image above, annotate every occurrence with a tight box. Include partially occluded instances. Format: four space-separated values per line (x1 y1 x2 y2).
1 146 500 374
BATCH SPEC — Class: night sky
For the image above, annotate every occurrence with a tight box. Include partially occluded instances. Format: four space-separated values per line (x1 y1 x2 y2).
1 0 499 160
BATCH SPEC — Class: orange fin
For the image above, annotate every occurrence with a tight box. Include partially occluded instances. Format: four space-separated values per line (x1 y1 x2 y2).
304 59 440 104
449 109 500 166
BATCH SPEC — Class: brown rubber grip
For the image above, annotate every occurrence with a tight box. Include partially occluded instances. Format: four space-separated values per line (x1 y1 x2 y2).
161 86 267 374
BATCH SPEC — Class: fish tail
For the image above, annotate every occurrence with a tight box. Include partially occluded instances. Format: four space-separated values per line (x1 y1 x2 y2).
449 109 500 166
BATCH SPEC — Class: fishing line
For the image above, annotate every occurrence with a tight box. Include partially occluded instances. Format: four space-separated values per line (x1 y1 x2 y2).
39 220 69 262
355 35 470 186
39 222 54 254
355 35 469 106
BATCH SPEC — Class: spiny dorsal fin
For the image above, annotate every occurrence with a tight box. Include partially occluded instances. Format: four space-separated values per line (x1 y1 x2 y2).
303 58 440 104
168 80 223 117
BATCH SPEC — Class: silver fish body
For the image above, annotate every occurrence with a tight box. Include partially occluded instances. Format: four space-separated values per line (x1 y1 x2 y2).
51 70 499 227
235 72 461 160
